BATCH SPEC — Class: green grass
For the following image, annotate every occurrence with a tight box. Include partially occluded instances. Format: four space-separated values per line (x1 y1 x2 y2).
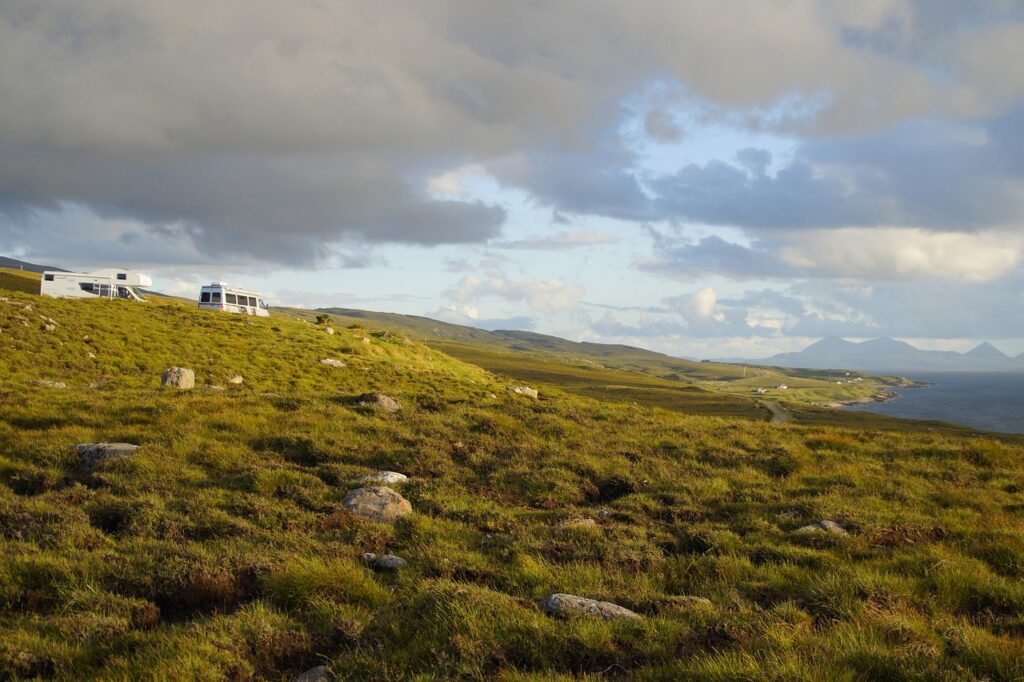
1 290 1024 679
0 268 41 295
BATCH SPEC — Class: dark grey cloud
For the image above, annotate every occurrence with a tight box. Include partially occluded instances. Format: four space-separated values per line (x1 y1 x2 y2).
5 1 1022 267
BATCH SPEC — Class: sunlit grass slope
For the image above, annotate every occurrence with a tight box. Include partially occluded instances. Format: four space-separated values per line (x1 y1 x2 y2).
2 290 1024 680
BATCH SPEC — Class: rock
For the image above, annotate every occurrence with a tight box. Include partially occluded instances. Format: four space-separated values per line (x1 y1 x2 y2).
539 593 642 621
228 375 244 384
76 442 139 469
665 595 713 608
795 520 848 536
508 385 539 399
358 470 408 485
320 358 346 368
42 323 56 332
362 552 407 571
361 337 371 345
324 326 335 335
559 517 598 530
161 367 195 389
357 393 401 413
30 379 66 389
203 385 226 391
342 486 412 522
295 665 331 682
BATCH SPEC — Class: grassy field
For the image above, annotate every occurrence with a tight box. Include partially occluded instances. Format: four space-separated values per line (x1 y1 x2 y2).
2 289 1024 679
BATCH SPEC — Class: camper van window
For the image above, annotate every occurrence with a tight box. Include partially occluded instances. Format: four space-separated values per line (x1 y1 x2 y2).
44 274 54 281
259 299 268 309
245 296 255 307
200 292 211 303
225 293 237 304
79 283 94 293
117 273 127 280
211 292 221 303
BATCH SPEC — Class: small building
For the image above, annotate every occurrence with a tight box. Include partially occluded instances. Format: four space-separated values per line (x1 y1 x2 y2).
198 282 270 317
776 384 788 390
40 268 151 301
755 387 768 395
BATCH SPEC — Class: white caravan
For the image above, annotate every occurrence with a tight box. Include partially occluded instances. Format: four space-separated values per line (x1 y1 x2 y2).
197 282 271 317
40 268 151 301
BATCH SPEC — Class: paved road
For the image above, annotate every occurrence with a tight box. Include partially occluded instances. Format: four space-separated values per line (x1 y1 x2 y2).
762 400 791 424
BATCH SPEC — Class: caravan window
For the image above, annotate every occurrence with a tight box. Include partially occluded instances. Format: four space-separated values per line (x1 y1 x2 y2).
116 273 127 280
44 274 54 281
226 293 237 304
246 296 256 307
211 292 221 303
201 292 211 303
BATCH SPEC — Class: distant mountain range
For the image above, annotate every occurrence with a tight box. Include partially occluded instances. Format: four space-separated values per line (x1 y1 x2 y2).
740 337 1024 372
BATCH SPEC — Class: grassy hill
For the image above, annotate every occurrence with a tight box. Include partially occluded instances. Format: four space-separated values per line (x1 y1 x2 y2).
2 288 1024 679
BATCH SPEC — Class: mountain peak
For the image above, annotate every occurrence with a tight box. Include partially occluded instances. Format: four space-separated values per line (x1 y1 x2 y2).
965 342 1008 359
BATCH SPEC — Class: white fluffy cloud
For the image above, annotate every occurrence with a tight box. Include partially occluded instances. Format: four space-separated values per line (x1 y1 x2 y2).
447 272 583 313
777 228 1022 282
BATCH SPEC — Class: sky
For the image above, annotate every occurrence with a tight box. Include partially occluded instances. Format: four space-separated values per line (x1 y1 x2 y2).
2 1 1024 359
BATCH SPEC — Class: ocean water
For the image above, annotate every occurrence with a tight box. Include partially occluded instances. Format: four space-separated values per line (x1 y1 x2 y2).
845 372 1024 434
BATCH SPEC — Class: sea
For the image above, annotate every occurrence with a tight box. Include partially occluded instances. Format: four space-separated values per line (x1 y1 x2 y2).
844 372 1024 434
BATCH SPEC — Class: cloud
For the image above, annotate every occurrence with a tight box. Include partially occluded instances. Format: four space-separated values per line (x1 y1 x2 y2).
492 229 617 251
446 271 584 313
643 228 1023 283
7 1 1024 266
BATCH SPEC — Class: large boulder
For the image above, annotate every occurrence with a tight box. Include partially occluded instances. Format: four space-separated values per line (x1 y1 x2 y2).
357 470 408 485
539 593 642 621
161 367 195 389
357 393 401 413
76 442 139 469
342 486 412 522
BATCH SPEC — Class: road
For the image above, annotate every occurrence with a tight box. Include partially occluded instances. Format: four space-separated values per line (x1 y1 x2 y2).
762 400 791 424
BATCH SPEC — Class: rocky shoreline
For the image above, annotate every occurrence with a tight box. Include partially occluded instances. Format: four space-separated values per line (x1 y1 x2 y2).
822 378 932 409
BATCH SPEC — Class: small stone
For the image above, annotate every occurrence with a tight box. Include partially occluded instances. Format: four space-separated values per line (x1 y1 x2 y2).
795 520 848 536
42 323 56 332
342 486 413 523
324 326 335 335
76 442 139 469
357 393 401 413
665 595 713 608
31 379 67 388
161 367 195 389
508 385 539 399
357 470 408 485
295 665 332 682
361 337 371 345
228 375 244 384
320 358 346 368
363 553 407 571
539 593 642 621
559 517 598 530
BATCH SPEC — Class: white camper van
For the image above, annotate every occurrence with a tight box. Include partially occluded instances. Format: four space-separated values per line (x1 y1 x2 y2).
197 283 271 317
40 268 151 301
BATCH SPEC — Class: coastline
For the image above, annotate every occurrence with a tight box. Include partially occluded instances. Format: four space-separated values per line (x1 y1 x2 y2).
821 378 932 409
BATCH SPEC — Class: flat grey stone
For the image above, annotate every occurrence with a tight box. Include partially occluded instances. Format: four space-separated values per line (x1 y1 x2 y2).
320 358 346 368
539 593 642 621
296 665 331 682
76 442 139 469
357 470 408 485
357 393 401 413
362 552 407 571
508 385 539 399
30 379 66 389
795 519 848 536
